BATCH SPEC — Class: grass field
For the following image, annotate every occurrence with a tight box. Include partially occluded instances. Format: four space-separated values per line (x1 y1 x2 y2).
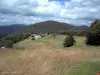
32 35 100 50
0 35 100 75
0 49 22 64
68 61 100 75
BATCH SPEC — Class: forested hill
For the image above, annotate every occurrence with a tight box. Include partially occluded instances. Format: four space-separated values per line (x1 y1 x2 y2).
25 20 88 33
8 20 88 36
0 24 26 36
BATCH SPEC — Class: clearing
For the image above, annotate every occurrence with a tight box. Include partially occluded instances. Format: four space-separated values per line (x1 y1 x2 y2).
0 35 100 75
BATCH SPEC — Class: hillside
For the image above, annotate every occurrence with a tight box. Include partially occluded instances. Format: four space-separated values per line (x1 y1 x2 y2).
8 21 88 37
1 35 100 75
0 24 26 36
22 21 88 33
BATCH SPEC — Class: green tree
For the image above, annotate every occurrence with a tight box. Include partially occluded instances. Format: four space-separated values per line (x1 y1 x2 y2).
52 33 57 39
63 34 75 47
0 38 7 47
31 36 35 40
86 19 100 45
6 40 14 48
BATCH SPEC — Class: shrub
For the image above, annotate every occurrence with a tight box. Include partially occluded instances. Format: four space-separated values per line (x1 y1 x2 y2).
52 33 57 39
6 40 14 48
86 19 100 46
0 38 6 47
0 38 14 48
63 34 75 47
31 37 35 40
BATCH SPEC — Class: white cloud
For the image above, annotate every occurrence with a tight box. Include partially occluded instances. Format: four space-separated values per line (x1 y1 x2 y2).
35 1 62 16
0 0 100 26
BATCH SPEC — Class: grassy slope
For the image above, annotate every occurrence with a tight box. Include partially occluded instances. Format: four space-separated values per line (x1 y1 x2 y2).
68 61 100 75
1 35 100 75
34 35 66 48
31 35 100 50
33 35 100 75
45 61 100 75
0 50 21 64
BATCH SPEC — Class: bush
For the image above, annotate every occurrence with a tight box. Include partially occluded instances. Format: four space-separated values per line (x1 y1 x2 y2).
0 38 14 48
52 33 57 39
31 37 35 40
86 19 100 46
63 34 75 47
6 40 14 48
0 38 6 47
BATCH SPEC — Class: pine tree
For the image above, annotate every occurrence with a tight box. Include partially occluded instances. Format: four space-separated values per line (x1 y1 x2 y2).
63 34 75 47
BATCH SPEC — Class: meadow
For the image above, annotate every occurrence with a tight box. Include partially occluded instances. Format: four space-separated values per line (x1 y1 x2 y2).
0 35 100 75
33 35 100 50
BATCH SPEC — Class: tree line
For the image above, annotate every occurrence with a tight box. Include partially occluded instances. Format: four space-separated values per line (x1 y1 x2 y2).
0 34 31 48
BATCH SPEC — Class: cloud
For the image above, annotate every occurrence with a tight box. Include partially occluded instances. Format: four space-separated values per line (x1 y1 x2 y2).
0 0 100 26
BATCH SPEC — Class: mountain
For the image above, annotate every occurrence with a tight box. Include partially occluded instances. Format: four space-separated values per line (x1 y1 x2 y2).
0 24 26 36
75 25 89 30
24 21 75 33
8 20 88 37
29 21 88 32
27 21 88 32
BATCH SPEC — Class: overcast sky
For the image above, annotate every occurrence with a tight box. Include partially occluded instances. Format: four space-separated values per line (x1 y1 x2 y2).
0 0 100 26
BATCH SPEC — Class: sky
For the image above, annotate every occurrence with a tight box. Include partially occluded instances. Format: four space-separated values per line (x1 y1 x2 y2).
0 0 100 26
